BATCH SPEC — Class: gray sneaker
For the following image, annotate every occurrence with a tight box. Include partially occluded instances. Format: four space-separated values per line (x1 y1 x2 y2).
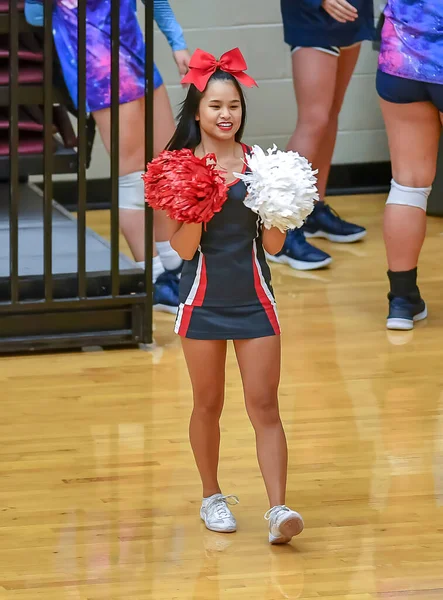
264 505 304 544
200 493 239 533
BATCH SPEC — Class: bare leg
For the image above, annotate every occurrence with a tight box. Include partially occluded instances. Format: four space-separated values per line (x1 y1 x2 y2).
233 335 287 508
315 44 361 200
181 338 227 498
92 85 177 261
94 97 146 260
380 99 441 271
286 48 337 165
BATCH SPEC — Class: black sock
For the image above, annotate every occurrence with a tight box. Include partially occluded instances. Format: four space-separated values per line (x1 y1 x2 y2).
387 268 420 301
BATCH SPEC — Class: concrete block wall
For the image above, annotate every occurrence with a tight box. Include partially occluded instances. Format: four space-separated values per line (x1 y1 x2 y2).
83 0 389 179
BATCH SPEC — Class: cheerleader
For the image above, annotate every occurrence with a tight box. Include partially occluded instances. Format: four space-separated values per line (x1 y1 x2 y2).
163 49 304 544
275 0 374 271
377 0 443 330
25 0 190 313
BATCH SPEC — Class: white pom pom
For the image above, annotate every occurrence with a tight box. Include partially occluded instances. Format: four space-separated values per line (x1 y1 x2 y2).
234 144 319 232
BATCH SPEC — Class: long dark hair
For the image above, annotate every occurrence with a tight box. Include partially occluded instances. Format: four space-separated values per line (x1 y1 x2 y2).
166 70 247 151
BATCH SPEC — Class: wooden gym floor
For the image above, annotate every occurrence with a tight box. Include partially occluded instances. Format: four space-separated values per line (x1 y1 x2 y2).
2 194 443 599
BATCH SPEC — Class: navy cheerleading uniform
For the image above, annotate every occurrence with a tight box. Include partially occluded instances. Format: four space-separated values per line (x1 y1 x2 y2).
175 144 280 340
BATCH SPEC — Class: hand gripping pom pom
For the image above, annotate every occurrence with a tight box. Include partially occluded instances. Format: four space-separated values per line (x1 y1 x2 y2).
234 145 319 232
143 149 228 224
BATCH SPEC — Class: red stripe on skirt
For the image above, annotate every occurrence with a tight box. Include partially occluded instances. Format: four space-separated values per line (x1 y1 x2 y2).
252 250 280 335
178 255 208 336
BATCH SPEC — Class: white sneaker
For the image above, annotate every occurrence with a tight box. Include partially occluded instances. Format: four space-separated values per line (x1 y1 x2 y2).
200 493 239 533
264 505 304 544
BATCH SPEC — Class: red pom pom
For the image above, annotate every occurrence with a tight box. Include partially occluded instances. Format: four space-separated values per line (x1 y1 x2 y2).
142 149 228 224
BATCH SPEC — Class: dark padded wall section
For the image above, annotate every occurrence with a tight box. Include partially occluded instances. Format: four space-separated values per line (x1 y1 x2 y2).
0 184 141 277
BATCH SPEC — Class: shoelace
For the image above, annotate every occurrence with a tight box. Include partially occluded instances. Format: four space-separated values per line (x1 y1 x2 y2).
320 203 344 223
205 494 239 520
264 504 291 524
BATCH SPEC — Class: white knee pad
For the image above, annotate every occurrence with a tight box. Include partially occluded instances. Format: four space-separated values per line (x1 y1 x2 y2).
119 171 145 210
386 179 431 212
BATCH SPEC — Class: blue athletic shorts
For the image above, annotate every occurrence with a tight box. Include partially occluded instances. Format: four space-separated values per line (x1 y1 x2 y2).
377 69 443 113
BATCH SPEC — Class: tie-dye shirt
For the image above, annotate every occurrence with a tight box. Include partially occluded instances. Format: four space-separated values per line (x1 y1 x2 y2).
378 0 443 84
49 0 187 112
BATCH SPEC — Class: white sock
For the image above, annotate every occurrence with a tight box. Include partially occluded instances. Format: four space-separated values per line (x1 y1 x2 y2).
137 258 165 283
152 255 165 283
156 241 182 271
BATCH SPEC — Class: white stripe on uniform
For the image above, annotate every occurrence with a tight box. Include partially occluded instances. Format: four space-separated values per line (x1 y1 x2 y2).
174 248 204 334
252 240 280 327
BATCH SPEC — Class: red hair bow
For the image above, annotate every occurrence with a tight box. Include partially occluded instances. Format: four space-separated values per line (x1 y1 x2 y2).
181 47 258 92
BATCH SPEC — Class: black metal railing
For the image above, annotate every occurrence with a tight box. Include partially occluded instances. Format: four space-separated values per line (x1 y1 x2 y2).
1 0 154 352
77 0 87 300
110 0 120 298
144 0 154 342
43 0 52 302
8 0 19 304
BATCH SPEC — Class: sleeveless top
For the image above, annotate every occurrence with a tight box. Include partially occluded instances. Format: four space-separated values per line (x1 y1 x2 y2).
179 144 276 309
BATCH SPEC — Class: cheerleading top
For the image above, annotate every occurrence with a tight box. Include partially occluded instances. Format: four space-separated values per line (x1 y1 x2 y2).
280 0 374 49
175 143 280 338
378 0 443 85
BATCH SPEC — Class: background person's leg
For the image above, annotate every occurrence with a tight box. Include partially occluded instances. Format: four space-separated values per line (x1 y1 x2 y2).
301 45 367 244
380 98 441 329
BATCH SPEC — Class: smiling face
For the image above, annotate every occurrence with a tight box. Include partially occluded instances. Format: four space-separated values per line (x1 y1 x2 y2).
196 79 243 142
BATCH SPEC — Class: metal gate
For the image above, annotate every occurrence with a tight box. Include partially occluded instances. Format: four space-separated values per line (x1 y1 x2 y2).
1 0 154 352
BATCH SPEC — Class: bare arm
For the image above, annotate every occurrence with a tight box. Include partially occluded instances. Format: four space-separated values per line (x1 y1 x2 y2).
262 227 286 255
170 222 203 261
321 0 358 23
